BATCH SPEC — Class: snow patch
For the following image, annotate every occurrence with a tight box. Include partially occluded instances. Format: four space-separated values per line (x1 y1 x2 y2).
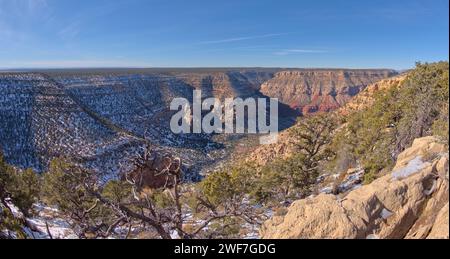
366 234 380 239
26 204 77 239
423 179 437 196
320 186 334 194
392 157 430 180
380 208 393 219
338 168 364 193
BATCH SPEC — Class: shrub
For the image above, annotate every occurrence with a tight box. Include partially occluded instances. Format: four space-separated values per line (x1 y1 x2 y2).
1 153 40 238
329 62 449 184
255 114 337 202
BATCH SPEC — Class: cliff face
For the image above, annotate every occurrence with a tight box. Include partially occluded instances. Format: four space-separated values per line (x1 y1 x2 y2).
0 70 278 180
0 68 397 180
171 70 276 100
260 69 397 115
0 73 214 180
261 136 449 239
245 71 402 168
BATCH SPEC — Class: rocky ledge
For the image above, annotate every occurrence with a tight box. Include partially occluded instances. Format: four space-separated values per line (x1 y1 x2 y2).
261 136 449 239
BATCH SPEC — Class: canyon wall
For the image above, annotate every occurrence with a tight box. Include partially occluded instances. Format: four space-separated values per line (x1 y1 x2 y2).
0 68 396 180
260 69 397 114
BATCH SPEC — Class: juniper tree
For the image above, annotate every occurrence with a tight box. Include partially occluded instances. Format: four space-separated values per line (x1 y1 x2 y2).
0 152 39 238
328 61 449 184
41 153 263 239
255 114 337 202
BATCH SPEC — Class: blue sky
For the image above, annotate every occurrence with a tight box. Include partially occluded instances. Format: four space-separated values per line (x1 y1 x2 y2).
0 0 448 69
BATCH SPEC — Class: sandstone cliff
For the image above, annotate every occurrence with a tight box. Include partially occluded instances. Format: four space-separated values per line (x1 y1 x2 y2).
261 136 449 239
246 72 404 168
260 69 397 115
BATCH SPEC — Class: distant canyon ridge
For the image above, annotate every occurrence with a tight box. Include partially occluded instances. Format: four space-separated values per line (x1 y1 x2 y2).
0 68 397 179
260 69 397 114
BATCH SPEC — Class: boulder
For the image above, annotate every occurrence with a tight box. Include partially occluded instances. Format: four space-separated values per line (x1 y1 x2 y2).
426 203 449 239
261 137 449 239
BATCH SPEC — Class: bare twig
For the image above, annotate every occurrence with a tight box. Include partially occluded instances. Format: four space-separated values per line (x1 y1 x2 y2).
45 221 53 239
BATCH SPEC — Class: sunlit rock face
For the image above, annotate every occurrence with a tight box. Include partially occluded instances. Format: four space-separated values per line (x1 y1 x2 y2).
260 69 397 115
261 137 449 239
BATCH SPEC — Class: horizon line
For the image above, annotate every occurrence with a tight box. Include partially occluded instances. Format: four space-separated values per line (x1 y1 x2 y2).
0 66 403 72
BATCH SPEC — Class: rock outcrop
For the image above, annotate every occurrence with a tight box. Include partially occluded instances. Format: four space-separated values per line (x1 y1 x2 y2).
260 69 397 115
338 74 407 116
174 70 276 99
261 136 449 239
245 129 296 167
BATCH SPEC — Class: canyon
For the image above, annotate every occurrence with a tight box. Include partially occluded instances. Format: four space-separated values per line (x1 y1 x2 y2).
0 68 396 181
246 74 408 168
